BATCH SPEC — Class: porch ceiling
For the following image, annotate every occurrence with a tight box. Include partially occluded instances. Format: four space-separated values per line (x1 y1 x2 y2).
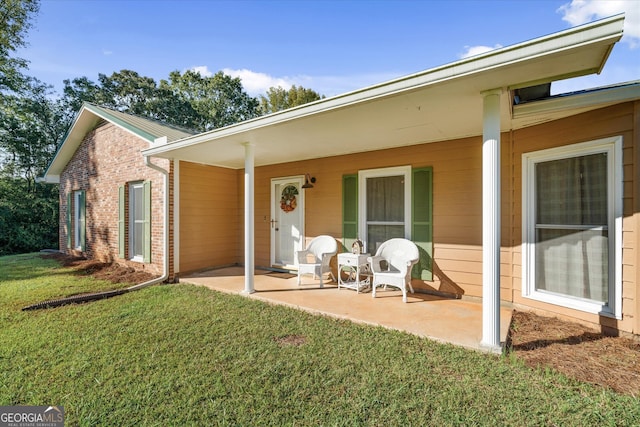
143 15 625 169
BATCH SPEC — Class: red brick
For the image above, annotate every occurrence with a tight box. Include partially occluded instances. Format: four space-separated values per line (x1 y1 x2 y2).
60 121 174 279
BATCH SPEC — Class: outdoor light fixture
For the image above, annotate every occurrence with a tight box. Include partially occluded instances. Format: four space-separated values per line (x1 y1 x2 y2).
302 173 316 189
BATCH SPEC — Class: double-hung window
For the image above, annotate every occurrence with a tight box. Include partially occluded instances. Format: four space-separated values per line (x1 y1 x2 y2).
119 181 151 263
129 182 146 262
359 166 412 254
67 190 86 251
343 165 433 281
522 137 622 317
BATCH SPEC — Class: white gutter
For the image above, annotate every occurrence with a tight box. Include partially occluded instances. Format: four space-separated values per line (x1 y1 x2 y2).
132 155 170 289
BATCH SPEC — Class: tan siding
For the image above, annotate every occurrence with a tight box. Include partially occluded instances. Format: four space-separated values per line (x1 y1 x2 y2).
237 137 492 293
179 162 239 273
511 103 638 334
634 101 640 334
177 103 638 335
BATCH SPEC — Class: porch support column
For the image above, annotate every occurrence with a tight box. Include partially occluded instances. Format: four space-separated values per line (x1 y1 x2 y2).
243 142 255 294
481 88 502 352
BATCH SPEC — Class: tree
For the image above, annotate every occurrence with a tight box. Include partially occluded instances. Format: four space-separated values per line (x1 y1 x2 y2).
98 69 158 115
160 70 259 131
146 84 198 130
0 0 40 93
259 85 324 114
259 86 288 114
0 77 66 189
287 85 324 108
61 69 260 133
0 175 58 255
61 71 158 120
0 77 64 255
61 76 104 116
0 0 59 255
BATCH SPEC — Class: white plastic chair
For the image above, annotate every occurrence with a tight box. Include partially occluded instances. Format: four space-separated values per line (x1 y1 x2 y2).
296 235 338 287
367 238 419 303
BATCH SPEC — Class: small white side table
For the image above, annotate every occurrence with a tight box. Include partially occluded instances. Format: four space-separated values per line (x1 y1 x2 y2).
337 253 371 293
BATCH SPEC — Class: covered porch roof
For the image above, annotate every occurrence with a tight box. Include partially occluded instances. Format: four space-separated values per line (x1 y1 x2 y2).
143 15 625 168
149 14 626 352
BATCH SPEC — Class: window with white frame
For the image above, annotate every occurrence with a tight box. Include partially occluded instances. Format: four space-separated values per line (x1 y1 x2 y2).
73 190 86 251
119 181 151 263
358 166 411 254
343 165 433 281
129 182 145 261
522 137 622 317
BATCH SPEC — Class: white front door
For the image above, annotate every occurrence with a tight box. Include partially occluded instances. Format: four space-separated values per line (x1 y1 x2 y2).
271 176 305 268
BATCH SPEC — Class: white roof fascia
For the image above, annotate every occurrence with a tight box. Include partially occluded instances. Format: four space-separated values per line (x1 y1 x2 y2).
38 174 60 184
144 14 625 160
42 104 100 182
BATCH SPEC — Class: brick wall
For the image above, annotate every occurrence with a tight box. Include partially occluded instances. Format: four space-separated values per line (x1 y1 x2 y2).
59 120 172 278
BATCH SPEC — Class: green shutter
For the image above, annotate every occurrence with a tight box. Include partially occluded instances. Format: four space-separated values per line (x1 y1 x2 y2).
118 185 125 258
342 174 358 252
412 167 433 281
143 180 152 263
79 191 86 252
66 192 72 249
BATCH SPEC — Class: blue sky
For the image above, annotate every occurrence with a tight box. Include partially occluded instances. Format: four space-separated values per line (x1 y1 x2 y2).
17 0 640 98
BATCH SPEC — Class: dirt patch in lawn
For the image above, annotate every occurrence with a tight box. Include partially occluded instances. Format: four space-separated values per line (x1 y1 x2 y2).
273 334 307 347
508 310 640 396
43 253 158 285
42 253 639 396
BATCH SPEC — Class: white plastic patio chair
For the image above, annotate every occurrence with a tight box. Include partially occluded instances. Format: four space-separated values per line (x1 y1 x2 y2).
296 235 338 287
367 238 419 303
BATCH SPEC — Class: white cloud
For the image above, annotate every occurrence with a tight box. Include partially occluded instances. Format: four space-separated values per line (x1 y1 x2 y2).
190 65 213 77
557 0 640 48
189 65 296 96
189 65 406 98
102 49 113 56
458 44 503 59
222 68 294 96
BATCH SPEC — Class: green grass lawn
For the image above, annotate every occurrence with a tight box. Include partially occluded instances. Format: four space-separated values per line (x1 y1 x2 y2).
1 253 639 426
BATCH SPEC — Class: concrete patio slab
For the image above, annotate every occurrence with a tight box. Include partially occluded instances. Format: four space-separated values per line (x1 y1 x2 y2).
181 266 512 353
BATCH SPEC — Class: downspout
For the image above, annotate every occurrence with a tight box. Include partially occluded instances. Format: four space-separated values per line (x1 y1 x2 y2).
21 155 171 311
135 155 171 289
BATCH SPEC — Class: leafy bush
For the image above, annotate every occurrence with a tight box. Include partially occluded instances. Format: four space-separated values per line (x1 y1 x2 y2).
0 178 58 255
